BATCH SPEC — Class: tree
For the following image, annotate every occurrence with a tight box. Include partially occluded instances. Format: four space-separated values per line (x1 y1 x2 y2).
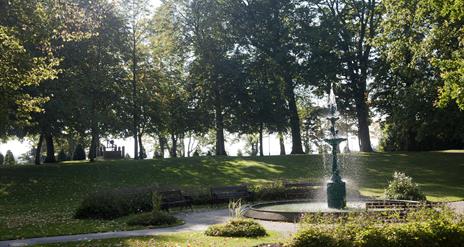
0 152 4 165
372 0 464 151
64 0 129 162
0 0 60 138
229 0 311 154
4 150 15 165
122 0 152 160
183 0 247 156
147 0 204 158
309 0 382 152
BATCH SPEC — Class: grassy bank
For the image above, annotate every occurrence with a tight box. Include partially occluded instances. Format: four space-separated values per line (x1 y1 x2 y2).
1 151 463 240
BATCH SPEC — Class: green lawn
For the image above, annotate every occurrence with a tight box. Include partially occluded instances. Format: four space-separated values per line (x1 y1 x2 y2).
1 151 464 241
39 231 285 247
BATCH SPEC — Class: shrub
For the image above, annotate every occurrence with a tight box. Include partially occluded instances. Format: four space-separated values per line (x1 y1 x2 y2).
126 211 180 227
75 187 152 219
251 181 286 201
291 227 338 247
251 181 318 201
57 149 69 162
289 207 464 247
384 172 426 201
0 152 4 165
72 144 86 161
3 150 16 166
127 192 180 227
205 219 267 237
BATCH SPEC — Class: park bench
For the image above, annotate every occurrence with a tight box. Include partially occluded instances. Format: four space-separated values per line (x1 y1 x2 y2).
210 185 253 205
158 190 193 212
284 181 323 199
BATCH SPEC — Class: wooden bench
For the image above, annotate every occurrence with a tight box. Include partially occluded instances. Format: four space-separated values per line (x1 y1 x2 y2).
284 181 322 199
158 190 193 212
210 185 253 205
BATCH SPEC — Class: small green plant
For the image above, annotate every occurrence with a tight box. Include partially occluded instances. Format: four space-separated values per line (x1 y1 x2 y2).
126 191 180 227
3 150 16 166
384 172 426 201
126 211 180 227
205 218 267 237
228 198 243 218
57 149 69 162
72 144 86 161
152 192 162 211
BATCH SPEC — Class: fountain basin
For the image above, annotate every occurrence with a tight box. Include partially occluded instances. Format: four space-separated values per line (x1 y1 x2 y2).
243 199 425 222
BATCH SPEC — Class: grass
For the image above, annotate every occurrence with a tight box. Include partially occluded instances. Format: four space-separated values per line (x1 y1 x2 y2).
39 231 284 247
1 151 464 241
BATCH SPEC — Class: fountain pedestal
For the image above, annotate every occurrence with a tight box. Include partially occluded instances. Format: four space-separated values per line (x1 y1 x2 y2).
327 180 346 209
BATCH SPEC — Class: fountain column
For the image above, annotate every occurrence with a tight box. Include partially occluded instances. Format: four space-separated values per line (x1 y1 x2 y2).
324 87 347 209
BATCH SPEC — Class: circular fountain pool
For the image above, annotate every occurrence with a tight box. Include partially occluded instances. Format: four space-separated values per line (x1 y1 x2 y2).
244 199 422 222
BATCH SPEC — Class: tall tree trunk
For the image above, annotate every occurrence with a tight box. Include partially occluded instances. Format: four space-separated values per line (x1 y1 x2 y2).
170 134 177 158
259 123 264 157
35 134 44 165
187 134 192 157
354 86 373 152
279 133 286 155
44 134 56 163
215 99 226 156
89 128 99 162
138 133 145 159
132 30 139 160
178 133 185 157
159 135 165 158
285 79 304 154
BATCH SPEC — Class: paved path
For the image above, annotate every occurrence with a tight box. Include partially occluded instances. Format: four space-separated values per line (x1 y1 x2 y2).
449 201 464 214
0 209 297 247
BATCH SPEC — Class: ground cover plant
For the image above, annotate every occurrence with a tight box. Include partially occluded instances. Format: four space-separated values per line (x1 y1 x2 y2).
126 193 180 227
205 219 267 238
1 152 464 240
290 207 464 247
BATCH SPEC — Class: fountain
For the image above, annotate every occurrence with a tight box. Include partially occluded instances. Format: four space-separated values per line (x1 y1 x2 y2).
325 87 347 209
243 86 426 222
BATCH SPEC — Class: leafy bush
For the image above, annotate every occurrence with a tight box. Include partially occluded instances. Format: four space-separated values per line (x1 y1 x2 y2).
384 172 426 201
3 150 16 165
126 211 180 227
75 187 152 219
205 219 267 237
290 207 464 247
72 144 86 161
57 149 69 162
251 181 318 201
